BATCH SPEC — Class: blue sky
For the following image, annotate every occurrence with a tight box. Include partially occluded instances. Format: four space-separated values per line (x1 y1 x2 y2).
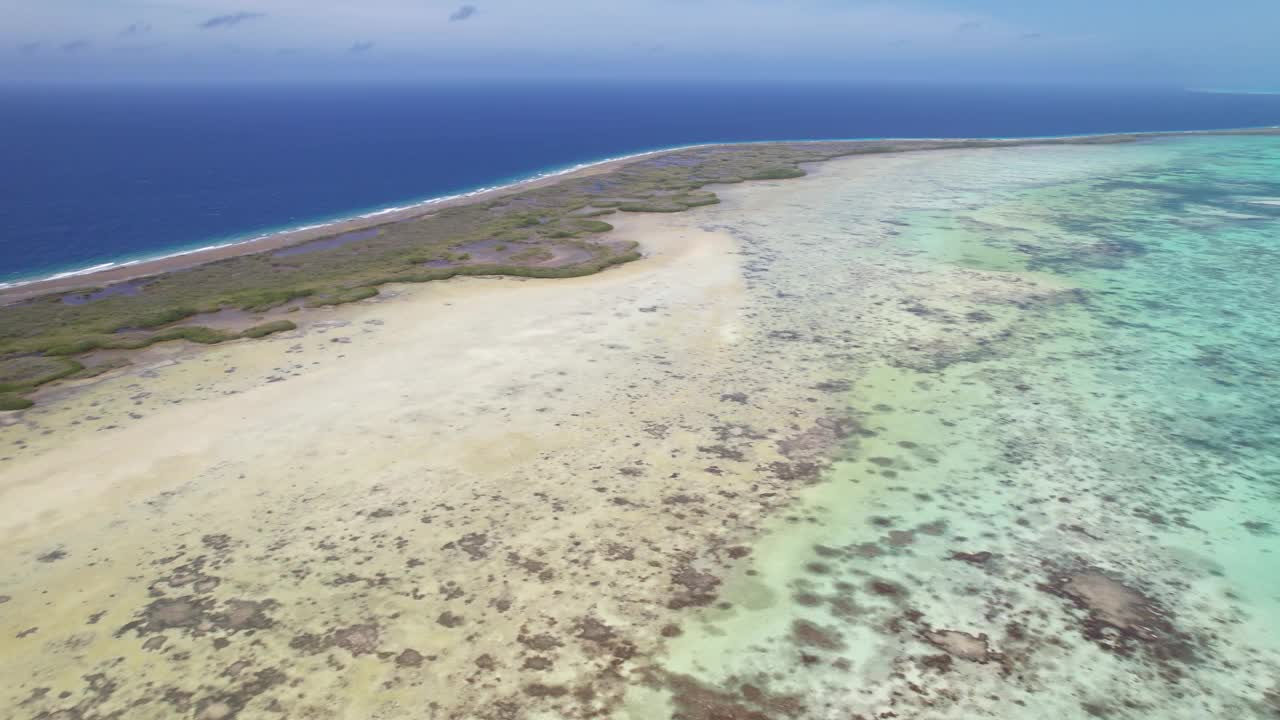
3 1 1278 86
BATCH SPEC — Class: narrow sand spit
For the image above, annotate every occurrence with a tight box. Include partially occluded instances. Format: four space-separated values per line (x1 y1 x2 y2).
4 139 1278 719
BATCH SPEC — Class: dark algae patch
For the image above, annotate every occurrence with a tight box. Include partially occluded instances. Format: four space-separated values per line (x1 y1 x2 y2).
651 670 806 720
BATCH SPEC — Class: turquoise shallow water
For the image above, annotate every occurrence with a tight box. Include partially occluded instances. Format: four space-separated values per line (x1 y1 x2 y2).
625 136 1280 718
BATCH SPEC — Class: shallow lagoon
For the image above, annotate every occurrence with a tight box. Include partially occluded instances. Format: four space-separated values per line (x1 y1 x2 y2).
627 136 1280 718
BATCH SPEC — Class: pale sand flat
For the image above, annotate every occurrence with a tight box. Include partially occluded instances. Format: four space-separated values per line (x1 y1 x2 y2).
1 201 854 717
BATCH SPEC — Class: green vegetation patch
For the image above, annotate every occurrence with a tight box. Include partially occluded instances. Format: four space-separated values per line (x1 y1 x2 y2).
747 166 807 180
232 288 315 313
619 201 689 213
307 287 379 307
0 393 34 411
68 357 133 380
240 320 298 339
675 192 721 207
149 326 236 345
0 355 83 392
569 207 616 218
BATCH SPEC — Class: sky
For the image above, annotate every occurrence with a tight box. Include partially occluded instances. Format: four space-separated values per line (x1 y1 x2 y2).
3 0 1278 87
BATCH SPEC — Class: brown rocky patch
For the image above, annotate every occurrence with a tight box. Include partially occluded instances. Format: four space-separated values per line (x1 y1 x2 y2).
764 460 823 484
1040 566 1199 668
37 548 67 563
523 656 554 670
698 444 746 462
653 670 805 720
777 416 859 462
447 532 490 560
922 629 992 663
332 624 381 655
201 534 232 551
603 542 635 561
669 565 721 609
290 622 381 657
948 551 994 566
395 648 426 667
212 599 277 632
886 530 915 546
664 493 703 505
867 579 906 599
437 611 465 628
517 630 562 652
524 683 568 698
919 653 955 673
790 619 845 651
574 616 617 644
116 596 214 637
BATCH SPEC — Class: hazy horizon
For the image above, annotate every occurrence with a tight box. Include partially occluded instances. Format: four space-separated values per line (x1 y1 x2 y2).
4 1 1278 88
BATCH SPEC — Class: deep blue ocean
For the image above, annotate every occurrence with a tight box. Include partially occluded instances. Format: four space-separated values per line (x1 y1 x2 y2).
3 83 1280 285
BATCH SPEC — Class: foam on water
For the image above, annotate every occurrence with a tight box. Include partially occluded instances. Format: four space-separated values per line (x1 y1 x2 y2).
625 136 1280 718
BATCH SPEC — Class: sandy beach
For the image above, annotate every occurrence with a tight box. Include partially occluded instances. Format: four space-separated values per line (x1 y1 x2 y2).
3 137 1279 719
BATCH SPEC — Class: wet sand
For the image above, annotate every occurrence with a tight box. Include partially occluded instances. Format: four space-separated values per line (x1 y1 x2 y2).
3 138 1279 719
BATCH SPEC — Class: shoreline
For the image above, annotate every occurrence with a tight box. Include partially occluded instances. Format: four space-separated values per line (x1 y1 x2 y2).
0 143 713 303
2 125 1277 304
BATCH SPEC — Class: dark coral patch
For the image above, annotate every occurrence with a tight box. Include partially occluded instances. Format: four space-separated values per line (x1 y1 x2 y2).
669 565 721 609
290 623 381 657
437 611 465 628
212 599 277 632
1040 567 1200 670
116 596 215 637
790 619 846 651
446 532 490 560
395 648 426 667
922 628 993 663
948 550 994 566
867 579 907 599
655 670 805 720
